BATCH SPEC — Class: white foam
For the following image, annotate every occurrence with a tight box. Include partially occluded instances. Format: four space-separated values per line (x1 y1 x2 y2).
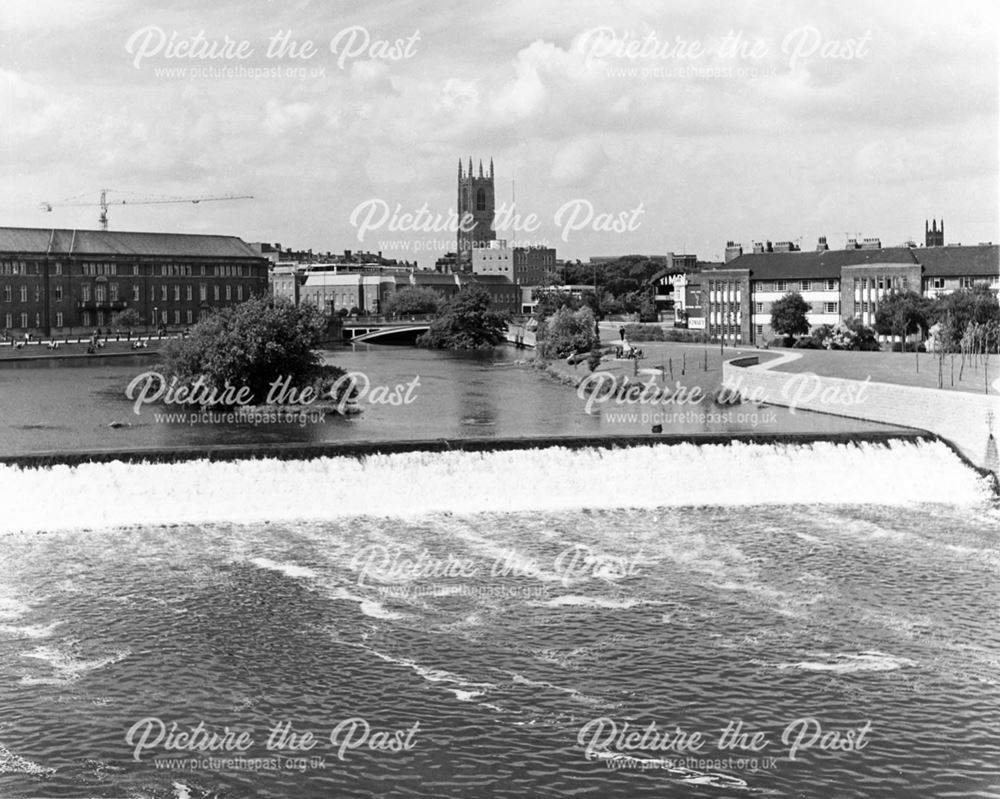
0 440 990 534
0 741 55 777
0 596 30 621
19 645 131 685
536 594 657 610
329 587 404 620
0 621 63 639
249 557 317 580
776 650 917 673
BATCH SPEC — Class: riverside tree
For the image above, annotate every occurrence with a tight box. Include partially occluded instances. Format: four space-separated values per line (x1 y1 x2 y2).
384 286 443 316
770 291 812 338
536 306 598 359
162 295 347 405
417 287 508 350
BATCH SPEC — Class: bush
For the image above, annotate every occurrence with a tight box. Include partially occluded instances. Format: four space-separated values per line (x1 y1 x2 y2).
622 324 665 342
586 346 603 372
793 337 819 349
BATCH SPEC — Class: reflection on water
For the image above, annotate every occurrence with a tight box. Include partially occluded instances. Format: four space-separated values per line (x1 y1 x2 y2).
0 344 904 455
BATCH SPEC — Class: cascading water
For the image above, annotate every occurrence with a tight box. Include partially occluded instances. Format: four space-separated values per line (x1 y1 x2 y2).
0 438 992 534
0 439 997 798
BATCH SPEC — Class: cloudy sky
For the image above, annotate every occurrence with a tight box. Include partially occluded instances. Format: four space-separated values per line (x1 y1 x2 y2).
1 0 997 265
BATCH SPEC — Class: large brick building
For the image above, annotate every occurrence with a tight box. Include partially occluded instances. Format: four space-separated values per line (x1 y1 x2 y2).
0 227 268 337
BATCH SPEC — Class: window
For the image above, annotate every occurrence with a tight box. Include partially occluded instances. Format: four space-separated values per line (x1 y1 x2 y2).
174 310 180 325
53 263 62 276
960 277 974 288
186 285 193 301
20 313 28 328
110 283 119 302
824 302 839 314
2 286 9 303
82 284 91 302
799 280 811 291
754 302 763 314
19 285 27 302
83 311 92 327
775 280 788 291
186 310 193 324
133 285 140 302
174 285 180 301
55 286 63 301
199 284 207 302
161 310 168 324
756 325 764 335
3 313 9 328
161 285 168 301
97 311 105 326
825 279 837 291
237 285 243 301
214 285 220 301
56 312 63 327
225 285 232 301
476 188 486 212
95 284 106 303
932 277 945 289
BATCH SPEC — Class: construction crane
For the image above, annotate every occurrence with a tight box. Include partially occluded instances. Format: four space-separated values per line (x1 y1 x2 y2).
40 188 254 231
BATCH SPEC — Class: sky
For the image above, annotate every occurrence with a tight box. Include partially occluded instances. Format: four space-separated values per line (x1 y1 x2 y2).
1 0 998 266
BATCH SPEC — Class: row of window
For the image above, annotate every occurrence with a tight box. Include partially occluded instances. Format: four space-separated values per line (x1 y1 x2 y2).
3 283 247 304
752 301 840 314
78 309 199 328
2 262 258 277
760 279 839 292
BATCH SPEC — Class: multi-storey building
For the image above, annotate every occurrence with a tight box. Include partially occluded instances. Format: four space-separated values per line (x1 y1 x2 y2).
694 229 998 344
0 227 268 337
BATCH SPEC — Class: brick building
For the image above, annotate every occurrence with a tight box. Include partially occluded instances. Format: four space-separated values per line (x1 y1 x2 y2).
0 227 268 337
696 239 999 344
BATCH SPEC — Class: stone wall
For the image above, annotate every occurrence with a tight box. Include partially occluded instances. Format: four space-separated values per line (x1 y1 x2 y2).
724 355 1000 473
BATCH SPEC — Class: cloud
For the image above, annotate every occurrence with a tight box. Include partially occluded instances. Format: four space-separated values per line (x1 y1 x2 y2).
551 138 609 186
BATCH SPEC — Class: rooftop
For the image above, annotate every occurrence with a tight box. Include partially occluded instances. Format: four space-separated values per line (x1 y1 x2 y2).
0 226 261 259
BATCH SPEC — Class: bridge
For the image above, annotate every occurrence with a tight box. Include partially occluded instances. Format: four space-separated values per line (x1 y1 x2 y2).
342 318 431 344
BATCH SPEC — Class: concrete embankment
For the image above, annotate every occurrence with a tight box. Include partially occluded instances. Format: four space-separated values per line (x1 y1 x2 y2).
724 354 1000 475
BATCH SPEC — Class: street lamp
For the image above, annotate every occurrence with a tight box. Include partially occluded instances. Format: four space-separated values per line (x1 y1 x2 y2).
153 306 158 339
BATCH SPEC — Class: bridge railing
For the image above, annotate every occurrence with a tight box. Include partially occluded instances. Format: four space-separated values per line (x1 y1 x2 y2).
341 313 437 325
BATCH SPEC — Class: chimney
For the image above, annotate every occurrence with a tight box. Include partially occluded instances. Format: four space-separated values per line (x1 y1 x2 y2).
816 236 828 252
724 241 743 263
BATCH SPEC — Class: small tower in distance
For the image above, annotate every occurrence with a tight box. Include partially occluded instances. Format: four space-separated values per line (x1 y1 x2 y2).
457 157 496 272
925 219 944 247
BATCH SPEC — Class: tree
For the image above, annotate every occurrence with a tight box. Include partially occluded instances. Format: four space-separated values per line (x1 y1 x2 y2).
536 306 598 359
874 290 931 350
532 289 582 320
770 291 811 337
384 286 443 317
417 287 509 350
930 285 1000 351
162 295 346 405
111 308 142 331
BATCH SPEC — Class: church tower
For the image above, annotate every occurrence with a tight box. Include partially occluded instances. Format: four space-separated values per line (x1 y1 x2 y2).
457 157 496 271
925 218 944 247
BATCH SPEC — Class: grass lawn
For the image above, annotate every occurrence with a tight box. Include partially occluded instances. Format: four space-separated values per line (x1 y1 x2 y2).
766 347 996 394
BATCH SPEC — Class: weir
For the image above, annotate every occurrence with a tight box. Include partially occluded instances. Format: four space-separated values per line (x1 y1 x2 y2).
0 436 993 535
